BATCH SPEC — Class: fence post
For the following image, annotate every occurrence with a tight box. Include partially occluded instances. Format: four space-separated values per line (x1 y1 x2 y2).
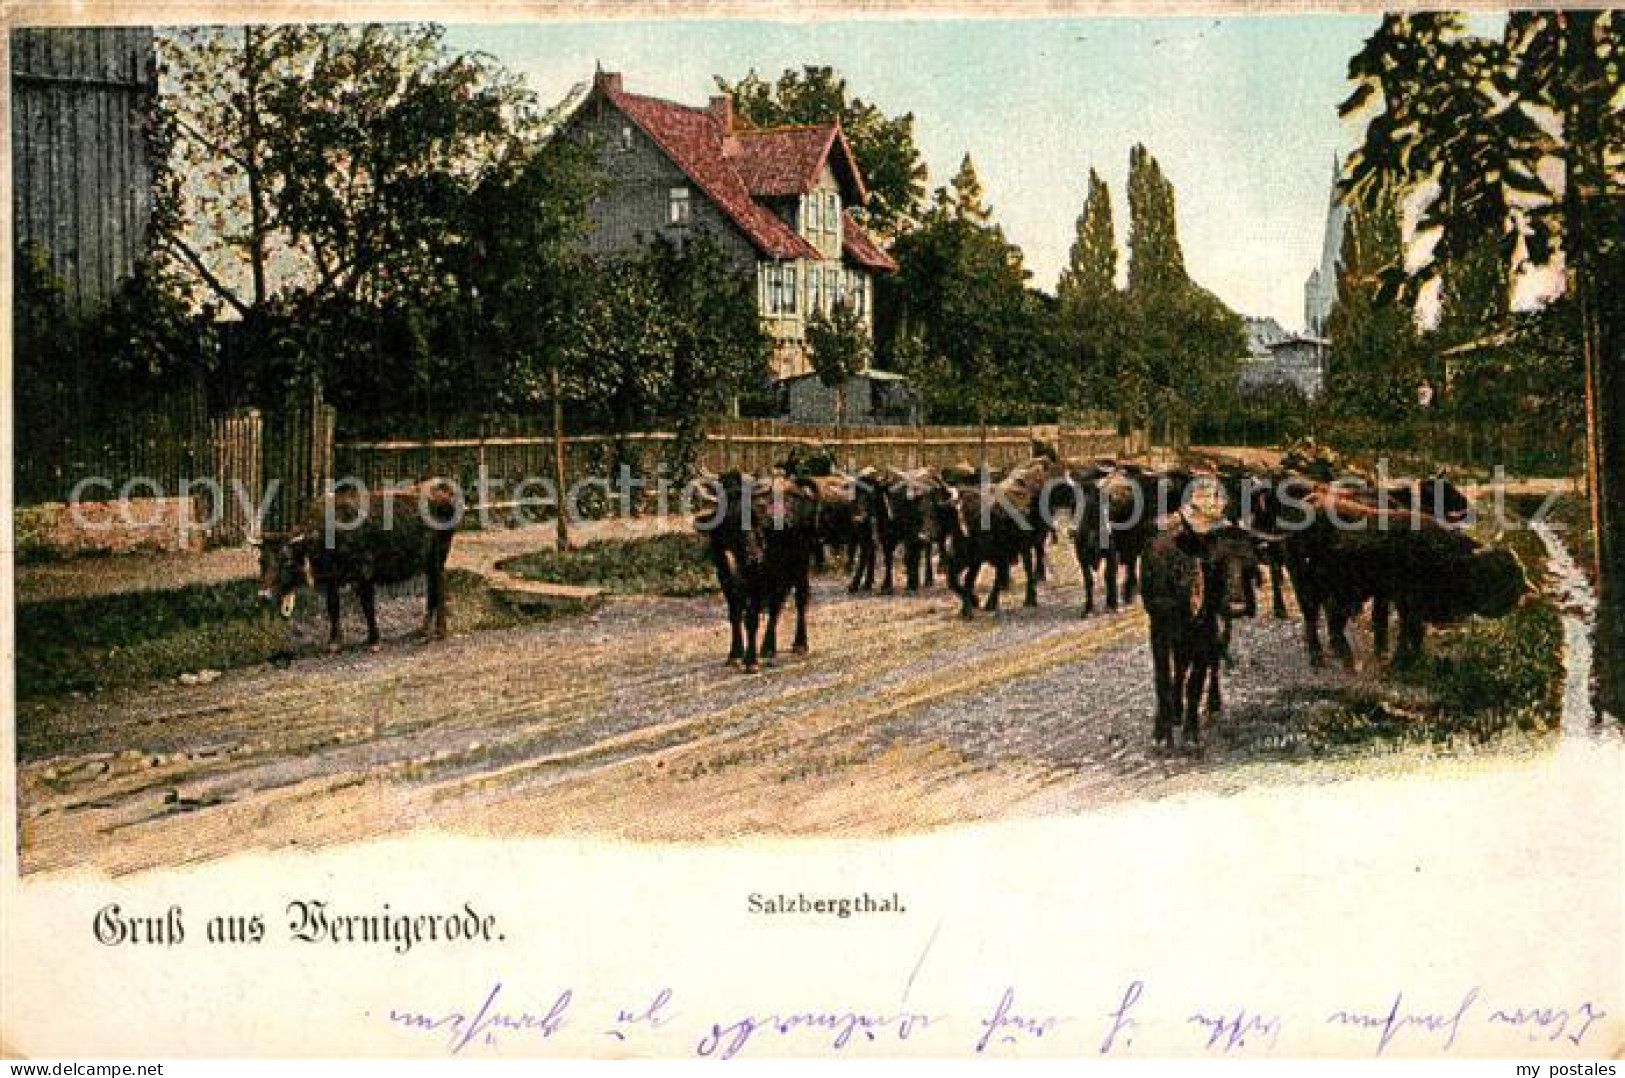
550 364 570 551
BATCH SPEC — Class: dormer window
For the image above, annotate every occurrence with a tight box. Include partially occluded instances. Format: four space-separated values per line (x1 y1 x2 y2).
668 186 691 226
805 195 819 234
827 193 839 232
619 125 634 151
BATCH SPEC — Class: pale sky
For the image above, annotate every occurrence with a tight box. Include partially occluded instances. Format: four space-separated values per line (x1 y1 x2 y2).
448 16 1384 332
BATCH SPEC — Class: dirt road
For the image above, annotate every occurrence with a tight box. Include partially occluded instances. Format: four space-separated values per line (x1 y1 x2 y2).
17 550 1470 877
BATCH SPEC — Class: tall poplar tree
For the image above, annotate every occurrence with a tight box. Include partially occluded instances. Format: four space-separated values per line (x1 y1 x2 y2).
1324 185 1425 413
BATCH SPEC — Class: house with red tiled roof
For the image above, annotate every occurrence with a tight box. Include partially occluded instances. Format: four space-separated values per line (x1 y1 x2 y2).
566 71 898 382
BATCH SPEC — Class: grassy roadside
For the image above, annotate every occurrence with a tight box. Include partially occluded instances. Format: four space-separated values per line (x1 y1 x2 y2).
503 532 716 597
1292 497 1576 750
15 569 529 701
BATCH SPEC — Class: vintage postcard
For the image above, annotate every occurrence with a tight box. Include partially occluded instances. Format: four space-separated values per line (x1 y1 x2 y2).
3 0 1622 1061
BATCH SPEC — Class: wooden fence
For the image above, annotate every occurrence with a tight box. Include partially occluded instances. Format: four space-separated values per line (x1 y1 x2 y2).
14 381 213 508
208 409 262 546
332 419 1138 518
19 404 1142 546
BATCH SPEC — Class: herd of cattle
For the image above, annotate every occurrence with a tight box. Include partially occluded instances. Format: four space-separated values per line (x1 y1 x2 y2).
692 447 1527 749
253 447 1528 752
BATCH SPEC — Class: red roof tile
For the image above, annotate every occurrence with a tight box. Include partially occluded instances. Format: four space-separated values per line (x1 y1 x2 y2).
729 125 867 205
606 87 819 261
590 77 893 273
842 211 898 272
729 126 836 196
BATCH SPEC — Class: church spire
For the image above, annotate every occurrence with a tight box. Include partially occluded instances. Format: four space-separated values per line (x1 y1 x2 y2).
1303 153 1349 336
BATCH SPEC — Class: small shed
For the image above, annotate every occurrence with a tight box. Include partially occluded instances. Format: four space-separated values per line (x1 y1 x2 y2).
779 369 921 425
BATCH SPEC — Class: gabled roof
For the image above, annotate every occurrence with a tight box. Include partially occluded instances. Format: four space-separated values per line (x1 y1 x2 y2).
842 210 898 272
602 84 819 261
730 124 867 204
581 73 893 270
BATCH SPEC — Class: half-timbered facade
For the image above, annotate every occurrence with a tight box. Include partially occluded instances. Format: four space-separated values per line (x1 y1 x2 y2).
567 71 898 381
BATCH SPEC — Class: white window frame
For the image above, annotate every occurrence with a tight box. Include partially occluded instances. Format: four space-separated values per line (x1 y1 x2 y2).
809 268 821 315
784 266 798 314
668 186 691 226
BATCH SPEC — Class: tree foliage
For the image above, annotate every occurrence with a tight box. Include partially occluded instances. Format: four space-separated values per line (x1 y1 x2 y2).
1121 145 1245 424
807 301 873 390
1324 184 1426 413
1340 10 1625 714
153 23 604 420
716 66 927 236
564 236 769 484
943 154 994 226
1125 144 1188 297
1054 171 1130 418
156 24 534 318
1058 169 1118 309
884 190 1037 425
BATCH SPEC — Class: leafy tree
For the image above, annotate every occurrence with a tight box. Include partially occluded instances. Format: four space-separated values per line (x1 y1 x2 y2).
716 66 927 236
1324 185 1426 414
154 23 538 398
564 257 675 498
889 328 955 422
1435 235 1512 349
1058 170 1118 308
943 153 995 226
1121 145 1245 426
1341 11 1625 716
885 192 1037 432
561 237 768 497
646 236 771 481
453 128 600 414
807 300 873 435
1055 171 1130 417
1126 144 1188 297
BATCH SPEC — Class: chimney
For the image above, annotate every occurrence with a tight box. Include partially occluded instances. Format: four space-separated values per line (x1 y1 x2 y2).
594 69 623 95
709 94 734 134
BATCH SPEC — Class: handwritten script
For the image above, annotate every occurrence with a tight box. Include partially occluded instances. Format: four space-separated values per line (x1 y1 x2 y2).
383 979 1608 1058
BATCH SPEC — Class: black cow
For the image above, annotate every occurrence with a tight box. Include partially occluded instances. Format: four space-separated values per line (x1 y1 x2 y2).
1074 465 1196 613
255 480 460 651
802 470 882 592
940 458 1066 617
878 467 947 593
697 472 818 671
1218 465 1292 620
1283 489 1526 667
1140 518 1261 750
1352 476 1473 525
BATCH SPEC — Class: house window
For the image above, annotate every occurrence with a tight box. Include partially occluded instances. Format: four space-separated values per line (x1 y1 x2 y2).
853 274 866 316
619 125 634 151
825 268 839 309
668 186 691 226
784 266 798 313
809 268 821 315
827 193 839 232
806 195 820 234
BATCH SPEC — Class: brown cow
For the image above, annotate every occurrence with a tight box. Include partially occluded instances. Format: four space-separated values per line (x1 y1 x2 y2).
256 480 461 651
